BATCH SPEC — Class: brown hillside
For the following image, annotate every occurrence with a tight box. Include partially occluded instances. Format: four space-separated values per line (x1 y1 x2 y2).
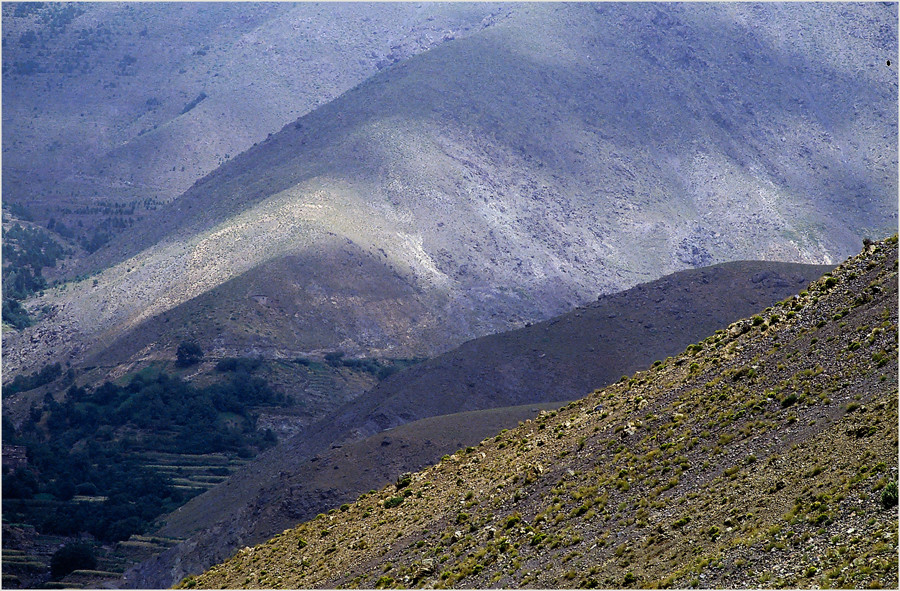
121 402 561 589
121 260 832 588
186 237 898 589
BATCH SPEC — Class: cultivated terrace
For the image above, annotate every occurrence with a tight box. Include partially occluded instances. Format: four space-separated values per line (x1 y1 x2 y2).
185 237 898 589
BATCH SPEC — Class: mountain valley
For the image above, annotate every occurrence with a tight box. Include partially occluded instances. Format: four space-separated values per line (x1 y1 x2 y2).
2 3 897 589
120 259 833 588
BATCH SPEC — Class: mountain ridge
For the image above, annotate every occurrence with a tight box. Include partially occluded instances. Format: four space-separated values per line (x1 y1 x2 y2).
121 259 833 588
4 2 895 380
184 236 898 589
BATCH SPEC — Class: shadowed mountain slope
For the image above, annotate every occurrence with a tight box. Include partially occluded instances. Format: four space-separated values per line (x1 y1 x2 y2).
120 402 561 589
4 2 895 379
186 237 898 590
122 259 832 588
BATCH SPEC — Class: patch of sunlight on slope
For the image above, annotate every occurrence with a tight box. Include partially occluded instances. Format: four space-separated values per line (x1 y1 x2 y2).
396 232 451 289
682 148 837 265
47 175 449 348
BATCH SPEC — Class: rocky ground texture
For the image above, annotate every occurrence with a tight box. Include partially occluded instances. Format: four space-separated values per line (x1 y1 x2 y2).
185 236 898 589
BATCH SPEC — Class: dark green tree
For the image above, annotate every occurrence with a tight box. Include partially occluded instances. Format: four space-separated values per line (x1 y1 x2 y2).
176 340 203 367
50 542 96 579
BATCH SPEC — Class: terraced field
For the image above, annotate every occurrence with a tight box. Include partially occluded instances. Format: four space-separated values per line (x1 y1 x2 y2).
139 452 250 497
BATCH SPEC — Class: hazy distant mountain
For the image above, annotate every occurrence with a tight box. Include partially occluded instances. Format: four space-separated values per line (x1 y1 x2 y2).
2 2 506 215
4 2 895 380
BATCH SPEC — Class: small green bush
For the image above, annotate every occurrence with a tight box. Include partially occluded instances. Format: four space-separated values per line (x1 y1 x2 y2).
881 481 898 509
396 473 412 490
384 496 404 509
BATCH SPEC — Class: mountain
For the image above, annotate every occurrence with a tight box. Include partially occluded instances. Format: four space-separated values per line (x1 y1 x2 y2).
121 259 831 588
2 2 505 222
119 402 562 590
184 236 898 589
3 2 896 380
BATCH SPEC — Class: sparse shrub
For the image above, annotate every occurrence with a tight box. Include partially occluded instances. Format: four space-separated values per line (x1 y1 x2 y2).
505 512 522 529
396 473 412 490
781 394 798 408
340 504 350 512
732 366 756 381
384 496 404 509
881 482 898 509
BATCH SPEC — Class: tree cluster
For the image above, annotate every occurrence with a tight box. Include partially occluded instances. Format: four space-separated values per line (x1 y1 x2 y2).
2 366 284 542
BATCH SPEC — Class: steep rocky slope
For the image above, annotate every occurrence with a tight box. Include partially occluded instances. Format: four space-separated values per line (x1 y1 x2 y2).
120 402 561 589
122 260 831 588
186 237 898 589
4 2 896 379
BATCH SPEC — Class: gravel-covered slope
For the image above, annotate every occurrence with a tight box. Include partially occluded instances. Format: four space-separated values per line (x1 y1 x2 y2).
186 237 898 589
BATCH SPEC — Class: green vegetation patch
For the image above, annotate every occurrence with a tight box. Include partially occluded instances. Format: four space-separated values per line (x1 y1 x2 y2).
2 368 284 542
